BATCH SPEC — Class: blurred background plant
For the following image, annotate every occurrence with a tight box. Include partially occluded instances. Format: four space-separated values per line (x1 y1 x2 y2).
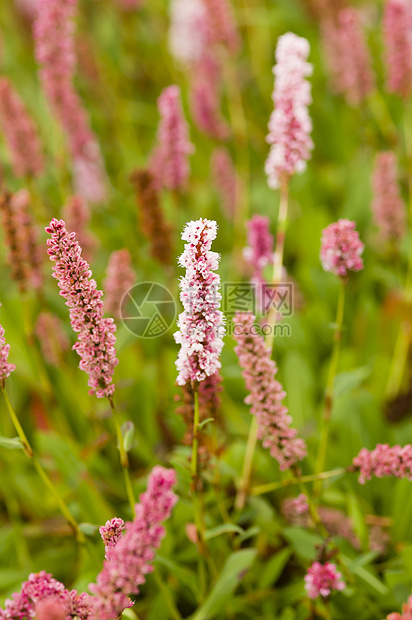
0 0 412 618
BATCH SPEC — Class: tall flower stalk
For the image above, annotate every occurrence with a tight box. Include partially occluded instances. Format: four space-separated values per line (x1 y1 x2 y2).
45 219 135 512
315 220 364 494
174 218 224 562
239 33 313 507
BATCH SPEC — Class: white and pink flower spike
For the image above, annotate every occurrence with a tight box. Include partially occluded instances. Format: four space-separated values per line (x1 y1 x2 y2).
175 218 225 386
265 32 314 190
320 219 364 278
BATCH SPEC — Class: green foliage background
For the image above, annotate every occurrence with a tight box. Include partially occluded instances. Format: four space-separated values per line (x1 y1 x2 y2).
0 0 411 618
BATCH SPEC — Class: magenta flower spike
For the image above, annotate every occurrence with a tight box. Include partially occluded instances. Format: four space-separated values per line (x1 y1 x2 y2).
174 219 225 386
34 0 106 203
265 32 314 190
89 466 178 620
371 152 406 243
352 443 412 484
320 219 364 278
0 322 16 389
0 78 44 178
103 249 136 319
150 85 194 191
243 215 274 311
46 219 118 398
233 312 307 470
304 562 345 599
383 0 412 98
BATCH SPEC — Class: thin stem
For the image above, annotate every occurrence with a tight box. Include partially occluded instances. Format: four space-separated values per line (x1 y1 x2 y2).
191 388 200 487
264 179 289 350
109 397 136 515
251 468 346 496
235 180 289 510
1 387 85 543
367 91 398 146
314 280 346 496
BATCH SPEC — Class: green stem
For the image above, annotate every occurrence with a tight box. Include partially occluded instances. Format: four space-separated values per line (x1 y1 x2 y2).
264 179 289 350
1 387 85 543
251 467 346 496
367 91 398 146
314 280 346 496
109 396 136 515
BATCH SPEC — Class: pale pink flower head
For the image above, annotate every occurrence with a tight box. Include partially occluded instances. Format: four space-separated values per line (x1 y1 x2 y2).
336 8 375 106
150 85 194 191
103 249 136 319
371 151 406 243
0 321 15 389
0 78 44 178
265 32 314 190
383 0 412 98
46 218 118 398
169 0 210 67
175 219 225 386
352 443 412 484
89 466 178 620
320 219 364 278
304 561 345 599
233 312 307 470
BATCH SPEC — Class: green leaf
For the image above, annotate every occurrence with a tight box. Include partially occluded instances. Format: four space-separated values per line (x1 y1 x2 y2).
198 418 215 431
0 436 23 450
282 528 322 561
334 366 370 398
204 524 245 540
193 549 257 620
259 548 293 588
122 421 135 452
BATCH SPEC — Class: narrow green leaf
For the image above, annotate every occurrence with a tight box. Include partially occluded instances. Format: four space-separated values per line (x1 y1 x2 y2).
193 549 257 620
260 548 293 588
0 436 23 450
204 524 244 540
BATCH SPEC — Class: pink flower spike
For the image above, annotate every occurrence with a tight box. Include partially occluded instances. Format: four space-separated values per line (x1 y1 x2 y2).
62 195 97 263
99 517 125 559
371 151 406 244
169 0 210 67
150 85 194 191
203 0 240 54
233 312 306 470
320 219 364 278
383 0 412 98
34 0 107 203
103 249 136 319
89 466 178 620
352 443 412 484
45 218 118 398
335 8 375 106
265 32 314 190
0 78 44 178
174 218 225 386
0 321 16 389
304 561 345 599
